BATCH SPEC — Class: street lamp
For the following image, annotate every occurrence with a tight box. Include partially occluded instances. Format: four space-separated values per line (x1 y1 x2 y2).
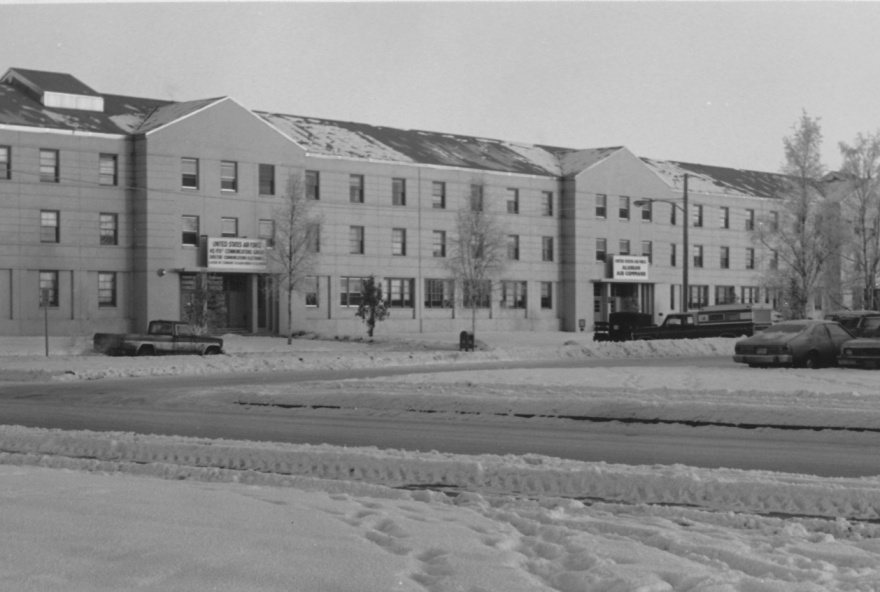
635 173 689 314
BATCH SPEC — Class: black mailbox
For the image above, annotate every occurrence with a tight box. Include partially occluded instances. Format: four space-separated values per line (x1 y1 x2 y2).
459 330 474 352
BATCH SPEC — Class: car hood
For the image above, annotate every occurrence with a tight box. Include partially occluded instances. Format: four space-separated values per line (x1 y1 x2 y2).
841 338 880 348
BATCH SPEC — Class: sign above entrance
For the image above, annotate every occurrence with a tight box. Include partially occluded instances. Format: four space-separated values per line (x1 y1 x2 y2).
207 237 268 271
611 256 649 282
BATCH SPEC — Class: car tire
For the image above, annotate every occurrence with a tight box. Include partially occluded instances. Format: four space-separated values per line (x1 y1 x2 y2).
804 352 821 369
204 346 221 356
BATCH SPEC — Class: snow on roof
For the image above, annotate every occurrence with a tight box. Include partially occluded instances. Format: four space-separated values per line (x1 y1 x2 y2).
643 157 791 199
0 69 793 193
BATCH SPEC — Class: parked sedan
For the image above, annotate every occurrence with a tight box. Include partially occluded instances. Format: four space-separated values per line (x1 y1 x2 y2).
733 320 854 369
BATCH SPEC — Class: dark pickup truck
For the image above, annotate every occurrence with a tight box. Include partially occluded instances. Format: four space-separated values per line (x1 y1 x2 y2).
94 320 225 356
594 305 775 342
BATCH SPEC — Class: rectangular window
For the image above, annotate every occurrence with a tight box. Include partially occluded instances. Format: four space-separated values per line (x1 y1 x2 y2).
307 222 321 253
507 235 520 260
385 278 414 308
596 194 607 219
619 196 630 221
99 213 118 246
770 211 779 231
259 219 275 248
40 149 59 183
39 271 58 307
432 181 446 209
670 243 677 267
688 285 709 310
501 281 527 309
746 247 755 270
693 204 703 227
340 277 365 307
641 240 652 263
470 184 483 212
304 276 319 307
221 217 238 237
392 228 406 256
350 174 364 203
181 157 199 189
0 146 9 180
432 230 446 258
40 210 59 243
741 286 760 304
596 238 607 262
720 206 729 229
425 279 453 309
720 246 730 269
542 237 554 262
350 226 365 254
220 161 238 192
745 209 755 231
506 188 519 214
641 201 652 222
693 244 704 268
541 191 553 216
540 282 553 309
770 250 779 270
619 239 630 256
392 178 406 206
463 279 491 308
305 170 319 200
182 215 199 246
98 272 117 307
671 203 677 226
259 164 275 196
715 285 736 305
99 154 117 186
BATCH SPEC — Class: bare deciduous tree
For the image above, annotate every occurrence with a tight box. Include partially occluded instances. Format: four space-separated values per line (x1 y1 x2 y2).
355 275 388 337
837 131 880 310
267 173 322 344
444 180 508 339
754 111 842 319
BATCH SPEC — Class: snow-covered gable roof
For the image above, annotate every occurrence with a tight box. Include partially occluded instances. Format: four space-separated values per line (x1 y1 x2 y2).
642 157 791 199
257 111 587 176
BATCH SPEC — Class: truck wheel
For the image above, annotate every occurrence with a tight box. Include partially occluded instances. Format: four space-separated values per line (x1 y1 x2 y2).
204 346 221 356
804 352 821 369
137 345 155 357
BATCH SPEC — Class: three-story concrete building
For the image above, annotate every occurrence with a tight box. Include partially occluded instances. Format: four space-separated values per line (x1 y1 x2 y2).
0 67 795 336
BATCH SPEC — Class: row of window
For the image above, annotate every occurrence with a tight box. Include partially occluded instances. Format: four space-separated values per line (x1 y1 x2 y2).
0 146 119 186
38 211 120 245
665 285 779 310
595 238 775 270
318 277 555 310
38 271 117 307
595 194 779 231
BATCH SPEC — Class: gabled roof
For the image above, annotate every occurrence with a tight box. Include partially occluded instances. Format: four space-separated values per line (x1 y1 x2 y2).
0 67 796 195
642 157 791 199
3 67 99 96
257 111 580 176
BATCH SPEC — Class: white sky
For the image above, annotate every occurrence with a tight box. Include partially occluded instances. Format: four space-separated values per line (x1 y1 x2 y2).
3 2 880 173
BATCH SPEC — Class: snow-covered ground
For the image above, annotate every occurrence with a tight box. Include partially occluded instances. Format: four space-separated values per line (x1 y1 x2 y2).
2 331 880 591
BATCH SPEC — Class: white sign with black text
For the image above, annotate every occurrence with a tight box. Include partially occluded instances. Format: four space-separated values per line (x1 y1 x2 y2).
207 238 268 270
612 256 649 282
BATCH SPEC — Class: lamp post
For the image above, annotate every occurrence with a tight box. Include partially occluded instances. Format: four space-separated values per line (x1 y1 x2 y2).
635 173 689 313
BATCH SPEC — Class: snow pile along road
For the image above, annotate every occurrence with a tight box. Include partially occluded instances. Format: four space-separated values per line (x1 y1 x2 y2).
4 425 880 522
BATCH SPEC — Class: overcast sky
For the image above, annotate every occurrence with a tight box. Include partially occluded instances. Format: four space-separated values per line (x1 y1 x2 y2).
3 1 880 173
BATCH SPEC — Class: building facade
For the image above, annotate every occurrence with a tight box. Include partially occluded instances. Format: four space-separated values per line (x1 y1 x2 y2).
0 68 796 336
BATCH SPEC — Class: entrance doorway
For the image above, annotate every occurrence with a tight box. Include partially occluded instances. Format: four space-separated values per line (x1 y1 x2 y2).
593 282 655 323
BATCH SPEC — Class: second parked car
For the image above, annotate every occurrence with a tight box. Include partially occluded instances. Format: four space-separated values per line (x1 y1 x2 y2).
733 320 854 369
